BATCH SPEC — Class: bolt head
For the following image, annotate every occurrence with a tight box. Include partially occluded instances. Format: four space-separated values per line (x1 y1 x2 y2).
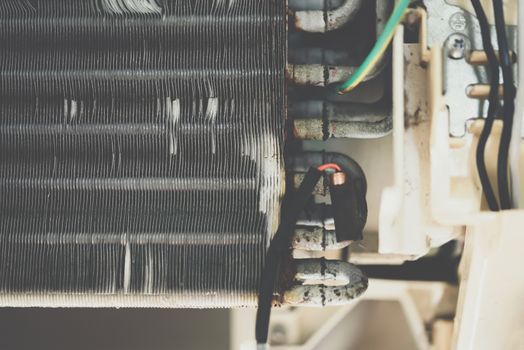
447 34 469 60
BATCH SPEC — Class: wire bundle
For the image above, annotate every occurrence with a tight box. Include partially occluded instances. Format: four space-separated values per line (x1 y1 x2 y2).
472 0 516 210
471 0 501 211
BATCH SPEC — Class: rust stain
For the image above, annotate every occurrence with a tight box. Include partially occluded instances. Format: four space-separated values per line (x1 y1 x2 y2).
404 80 428 129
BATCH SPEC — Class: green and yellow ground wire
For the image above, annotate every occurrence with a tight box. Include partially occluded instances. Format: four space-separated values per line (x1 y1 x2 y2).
337 0 410 94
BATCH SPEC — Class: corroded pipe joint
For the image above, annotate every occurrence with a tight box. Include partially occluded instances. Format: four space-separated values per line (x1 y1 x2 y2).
286 64 357 87
293 117 393 140
292 227 351 251
294 259 353 286
281 259 368 306
293 0 364 33
290 100 392 140
283 282 368 306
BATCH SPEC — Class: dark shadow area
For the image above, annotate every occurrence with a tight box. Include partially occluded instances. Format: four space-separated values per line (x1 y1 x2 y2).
0 308 229 350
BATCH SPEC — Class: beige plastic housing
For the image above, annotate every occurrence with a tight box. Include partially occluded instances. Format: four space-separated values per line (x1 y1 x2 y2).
377 5 524 349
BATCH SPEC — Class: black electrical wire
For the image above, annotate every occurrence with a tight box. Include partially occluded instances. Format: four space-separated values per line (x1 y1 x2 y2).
471 0 500 211
493 0 516 209
255 167 323 346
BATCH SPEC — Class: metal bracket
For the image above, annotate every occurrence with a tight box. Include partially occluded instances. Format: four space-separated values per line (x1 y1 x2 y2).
424 0 517 137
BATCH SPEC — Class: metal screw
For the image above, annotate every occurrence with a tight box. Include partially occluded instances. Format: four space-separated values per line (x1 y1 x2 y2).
447 34 469 60
449 12 467 31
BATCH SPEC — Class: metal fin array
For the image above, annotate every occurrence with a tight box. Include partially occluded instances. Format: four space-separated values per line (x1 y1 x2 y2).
0 0 285 307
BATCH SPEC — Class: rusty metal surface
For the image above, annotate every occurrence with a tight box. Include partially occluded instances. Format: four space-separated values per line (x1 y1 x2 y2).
287 0 393 141
292 227 350 251
286 63 386 87
282 260 368 306
291 101 391 139
293 0 363 33
292 118 324 140
289 0 391 85
294 259 353 286
327 117 393 138
286 64 358 87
